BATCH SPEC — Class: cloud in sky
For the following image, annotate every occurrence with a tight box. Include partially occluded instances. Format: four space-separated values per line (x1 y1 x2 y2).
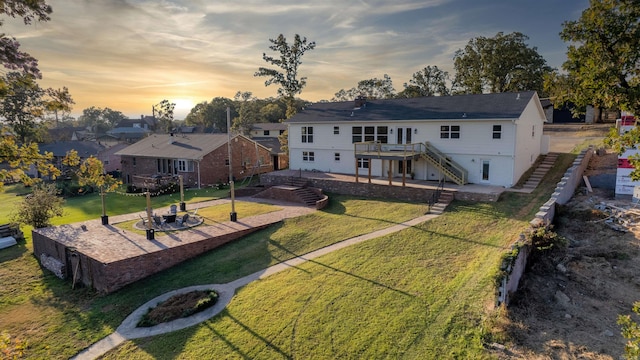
2 0 589 119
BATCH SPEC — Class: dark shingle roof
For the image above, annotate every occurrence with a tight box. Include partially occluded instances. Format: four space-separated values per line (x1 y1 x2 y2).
253 137 283 154
252 123 287 131
287 91 537 123
39 141 105 157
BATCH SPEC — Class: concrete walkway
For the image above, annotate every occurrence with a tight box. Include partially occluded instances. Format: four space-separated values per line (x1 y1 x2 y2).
71 209 442 360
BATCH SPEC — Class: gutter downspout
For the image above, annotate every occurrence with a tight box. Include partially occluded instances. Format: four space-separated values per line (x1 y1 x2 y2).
511 119 517 187
197 160 201 189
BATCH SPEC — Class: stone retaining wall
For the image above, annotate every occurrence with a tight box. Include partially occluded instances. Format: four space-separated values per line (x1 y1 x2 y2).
497 148 594 306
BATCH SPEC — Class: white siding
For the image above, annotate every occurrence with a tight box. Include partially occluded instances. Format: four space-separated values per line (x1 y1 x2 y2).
288 96 544 187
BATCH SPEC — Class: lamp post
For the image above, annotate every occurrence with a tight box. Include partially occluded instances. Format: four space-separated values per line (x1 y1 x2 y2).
100 184 108 225
179 175 186 211
227 107 237 222
145 189 154 240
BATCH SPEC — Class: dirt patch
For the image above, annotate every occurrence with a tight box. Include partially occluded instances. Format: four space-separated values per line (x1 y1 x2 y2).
498 149 640 359
137 290 218 327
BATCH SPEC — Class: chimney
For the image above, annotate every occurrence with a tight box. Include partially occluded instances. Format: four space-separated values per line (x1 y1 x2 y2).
168 132 174 144
141 114 144 120
354 96 366 108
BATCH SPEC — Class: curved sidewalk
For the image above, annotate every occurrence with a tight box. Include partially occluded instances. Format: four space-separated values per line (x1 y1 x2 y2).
72 211 441 360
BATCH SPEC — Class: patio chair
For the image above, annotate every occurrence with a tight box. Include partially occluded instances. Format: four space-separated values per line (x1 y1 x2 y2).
189 208 198 216
177 213 190 226
139 214 149 228
169 204 178 214
153 215 166 229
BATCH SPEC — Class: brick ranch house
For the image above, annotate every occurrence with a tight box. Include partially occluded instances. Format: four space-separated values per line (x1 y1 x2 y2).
116 133 274 188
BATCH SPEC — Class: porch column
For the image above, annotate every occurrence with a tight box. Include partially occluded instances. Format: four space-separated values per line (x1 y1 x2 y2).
388 160 392 185
368 161 372 184
355 158 359 183
402 159 406 187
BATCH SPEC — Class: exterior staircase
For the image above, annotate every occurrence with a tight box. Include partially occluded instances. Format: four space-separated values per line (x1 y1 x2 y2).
286 177 310 188
293 187 323 206
420 142 468 185
521 153 559 190
428 190 454 214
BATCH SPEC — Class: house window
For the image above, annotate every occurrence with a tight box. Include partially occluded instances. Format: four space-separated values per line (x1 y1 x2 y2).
492 125 502 139
440 125 460 139
302 126 313 143
225 159 229 166
357 158 369 169
279 130 285 135
303 151 315 162
352 126 388 143
364 126 375 141
377 126 388 143
334 152 340 161
132 157 137 166
334 126 340 134
176 159 194 172
352 126 362 142
263 130 270 136
104 160 110 165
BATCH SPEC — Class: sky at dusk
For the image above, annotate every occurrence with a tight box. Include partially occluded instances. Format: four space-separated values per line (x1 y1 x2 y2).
3 0 590 120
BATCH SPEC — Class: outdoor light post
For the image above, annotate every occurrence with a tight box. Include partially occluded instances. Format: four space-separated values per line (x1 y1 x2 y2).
100 185 108 225
145 189 154 240
179 175 186 211
227 106 237 222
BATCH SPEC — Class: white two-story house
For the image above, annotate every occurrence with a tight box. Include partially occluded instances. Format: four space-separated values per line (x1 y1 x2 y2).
286 91 548 188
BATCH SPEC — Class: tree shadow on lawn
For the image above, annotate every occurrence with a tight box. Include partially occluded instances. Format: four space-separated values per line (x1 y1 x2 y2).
268 240 416 298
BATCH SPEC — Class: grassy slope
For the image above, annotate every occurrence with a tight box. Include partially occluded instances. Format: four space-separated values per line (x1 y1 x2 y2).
95 154 577 359
0 189 429 359
0 151 577 359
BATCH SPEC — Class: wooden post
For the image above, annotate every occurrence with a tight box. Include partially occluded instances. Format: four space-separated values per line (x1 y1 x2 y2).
388 160 392 185
355 158 359 183
402 160 406 186
368 161 372 183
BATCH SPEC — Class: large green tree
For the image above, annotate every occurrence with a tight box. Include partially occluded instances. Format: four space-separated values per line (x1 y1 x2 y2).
255 34 316 118
332 74 396 101
559 0 640 115
0 0 51 94
43 86 74 126
184 97 236 132
78 106 126 133
0 72 45 143
398 66 450 98
153 99 175 133
453 32 553 94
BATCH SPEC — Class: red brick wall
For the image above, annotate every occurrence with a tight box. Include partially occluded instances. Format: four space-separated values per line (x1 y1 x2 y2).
120 136 274 188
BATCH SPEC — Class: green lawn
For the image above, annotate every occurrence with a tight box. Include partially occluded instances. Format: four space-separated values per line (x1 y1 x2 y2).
0 154 575 359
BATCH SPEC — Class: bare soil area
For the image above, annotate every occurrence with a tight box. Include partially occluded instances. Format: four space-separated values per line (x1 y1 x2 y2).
501 148 640 359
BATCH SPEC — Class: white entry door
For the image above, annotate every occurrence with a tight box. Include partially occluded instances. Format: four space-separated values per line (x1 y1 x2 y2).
481 159 490 183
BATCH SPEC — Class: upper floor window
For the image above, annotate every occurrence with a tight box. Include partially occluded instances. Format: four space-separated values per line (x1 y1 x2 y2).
302 126 313 143
263 130 270 136
440 125 460 139
352 126 388 143
334 152 340 161
303 151 315 162
334 126 340 135
492 125 502 139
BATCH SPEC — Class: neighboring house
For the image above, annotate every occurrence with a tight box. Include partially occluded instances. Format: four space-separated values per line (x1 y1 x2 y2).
286 91 548 188
115 115 158 131
250 122 286 138
253 137 288 170
97 142 129 174
106 127 151 143
36 141 105 178
115 133 274 188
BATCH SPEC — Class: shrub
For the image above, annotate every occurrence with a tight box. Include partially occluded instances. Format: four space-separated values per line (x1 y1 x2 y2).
137 290 219 328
